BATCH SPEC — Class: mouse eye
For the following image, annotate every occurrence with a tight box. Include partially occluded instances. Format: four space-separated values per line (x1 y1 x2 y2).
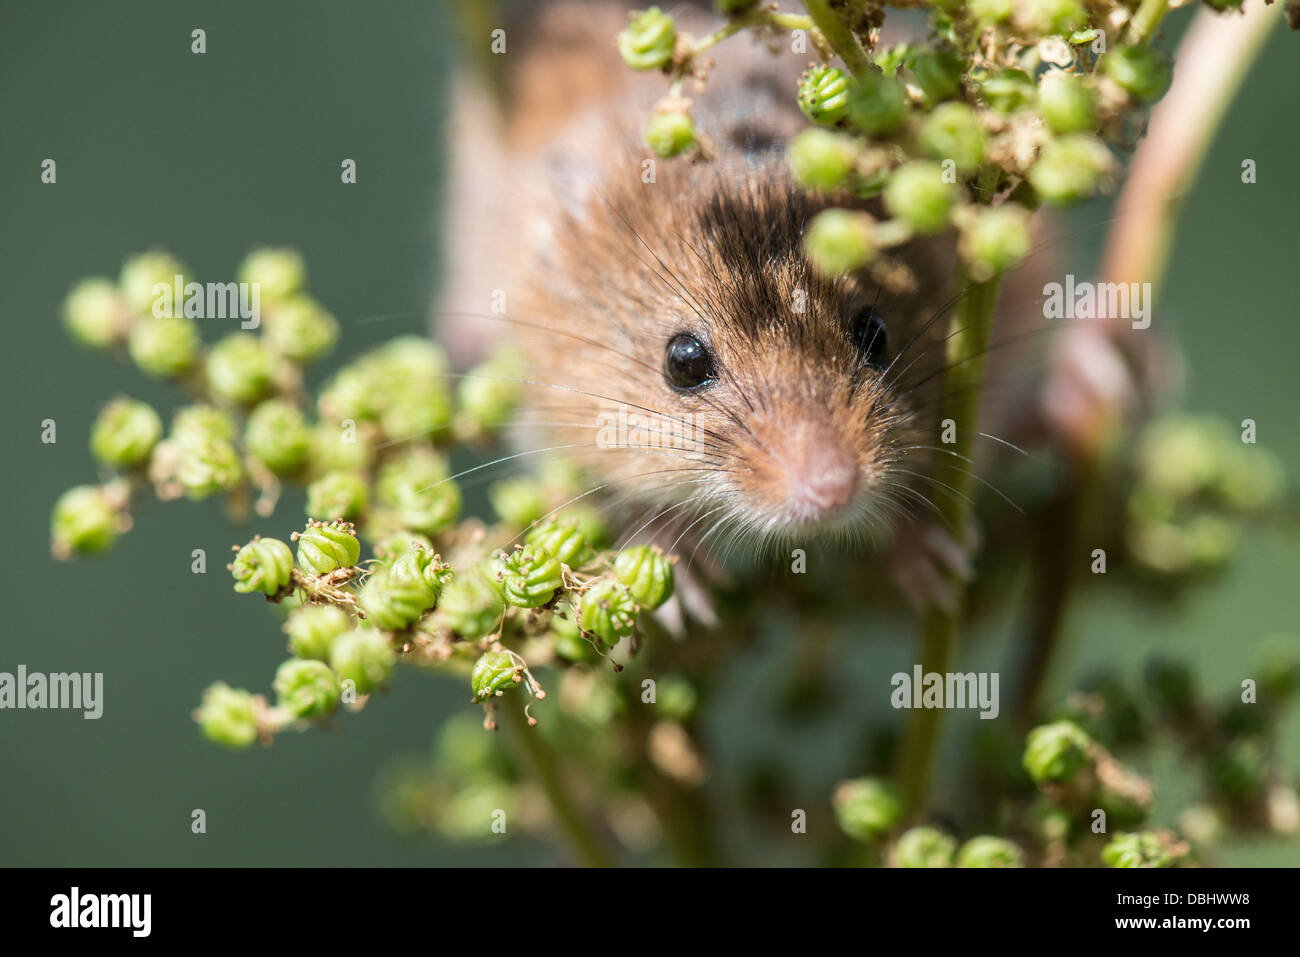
664 333 716 390
850 308 888 368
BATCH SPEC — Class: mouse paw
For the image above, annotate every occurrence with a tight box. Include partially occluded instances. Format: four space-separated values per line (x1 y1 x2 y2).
652 558 721 639
887 517 980 615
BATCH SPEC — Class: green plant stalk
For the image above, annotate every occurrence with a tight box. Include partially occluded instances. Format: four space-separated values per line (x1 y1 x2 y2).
895 268 1002 814
502 702 614 867
801 0 873 76
1127 0 1169 44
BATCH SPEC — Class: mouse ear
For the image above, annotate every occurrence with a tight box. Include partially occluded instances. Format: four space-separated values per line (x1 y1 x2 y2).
850 308 889 368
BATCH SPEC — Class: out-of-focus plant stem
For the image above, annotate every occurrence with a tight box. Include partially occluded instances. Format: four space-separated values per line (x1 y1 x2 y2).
802 0 873 76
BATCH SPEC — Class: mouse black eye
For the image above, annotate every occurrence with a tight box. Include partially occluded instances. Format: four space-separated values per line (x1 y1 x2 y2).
850 309 888 368
664 333 716 391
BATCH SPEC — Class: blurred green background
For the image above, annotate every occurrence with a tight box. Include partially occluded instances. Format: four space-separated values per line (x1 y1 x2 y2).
0 1 1296 865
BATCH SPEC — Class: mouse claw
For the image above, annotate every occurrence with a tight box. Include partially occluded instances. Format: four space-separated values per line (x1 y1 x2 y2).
888 518 979 615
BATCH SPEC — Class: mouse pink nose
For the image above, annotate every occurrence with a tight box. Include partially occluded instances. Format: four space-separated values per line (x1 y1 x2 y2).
784 441 860 517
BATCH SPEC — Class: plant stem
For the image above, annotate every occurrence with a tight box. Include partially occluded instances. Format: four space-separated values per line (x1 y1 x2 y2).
801 0 873 76
502 703 614 867
1127 0 1170 45
895 268 1002 813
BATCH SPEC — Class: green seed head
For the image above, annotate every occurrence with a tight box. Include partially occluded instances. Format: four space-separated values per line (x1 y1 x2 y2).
1023 720 1092 784
244 399 311 474
499 547 564 608
969 0 1015 25
230 536 295 596
50 485 120 557
295 519 361 576
645 109 697 158
957 203 1032 282
550 601 593 662
788 129 855 192
128 316 201 378
380 377 453 444
919 102 985 175
173 405 237 444
285 604 351 660
1016 0 1088 37
360 549 444 631
617 7 676 71
833 778 903 841
805 209 877 275
119 250 192 316
979 68 1037 113
371 531 435 564
798 65 852 126
884 161 956 234
906 48 964 105
329 627 396 696
63 277 126 348
309 421 373 474
439 565 506 638
264 296 339 364
273 658 341 719
206 333 275 405
1029 133 1113 204
489 476 547 529
471 649 521 702
195 682 259 749
1039 72 1097 134
318 364 379 422
91 397 162 468
237 247 306 304
1101 831 1173 868
173 433 243 498
1102 45 1172 102
458 349 523 434
955 835 1026 867
376 447 461 535
578 579 638 646
612 544 674 610
846 72 908 134
525 520 595 569
305 471 369 521
893 826 958 867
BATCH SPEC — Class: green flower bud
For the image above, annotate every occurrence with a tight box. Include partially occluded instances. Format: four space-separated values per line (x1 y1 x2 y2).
551 601 593 662
50 485 120 557
578 579 638 645
958 203 1032 281
371 531 434 564
979 68 1036 113
273 658 341 719
1039 72 1096 134
833 778 903 841
119 251 192 316
805 209 877 275
1023 720 1092 784
471 649 522 702
91 397 162 468
206 333 274 405
458 350 522 434
1028 134 1113 204
305 471 369 520
1211 738 1268 800
128 316 201 378
499 547 564 608
798 65 852 126
174 434 243 498
318 364 379 422
1016 0 1087 37
329 627 396 695
893 826 957 867
525 520 595 568
1102 45 1172 102
884 161 956 234
846 72 908 134
919 102 985 174
173 405 237 443
244 399 311 474
655 675 698 722
295 519 361 576
380 379 453 444
559 504 610 549
230 536 294 595
237 247 306 304
285 604 351 660
612 544 674 610
645 109 697 158
440 566 506 638
906 48 963 105
195 682 259 749
63 277 126 347
955 835 1025 867
379 458 462 536
969 0 1014 25
1101 831 1173 868
489 477 547 528
360 549 444 630
617 7 676 71
788 129 855 192
309 421 372 474
264 296 339 363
